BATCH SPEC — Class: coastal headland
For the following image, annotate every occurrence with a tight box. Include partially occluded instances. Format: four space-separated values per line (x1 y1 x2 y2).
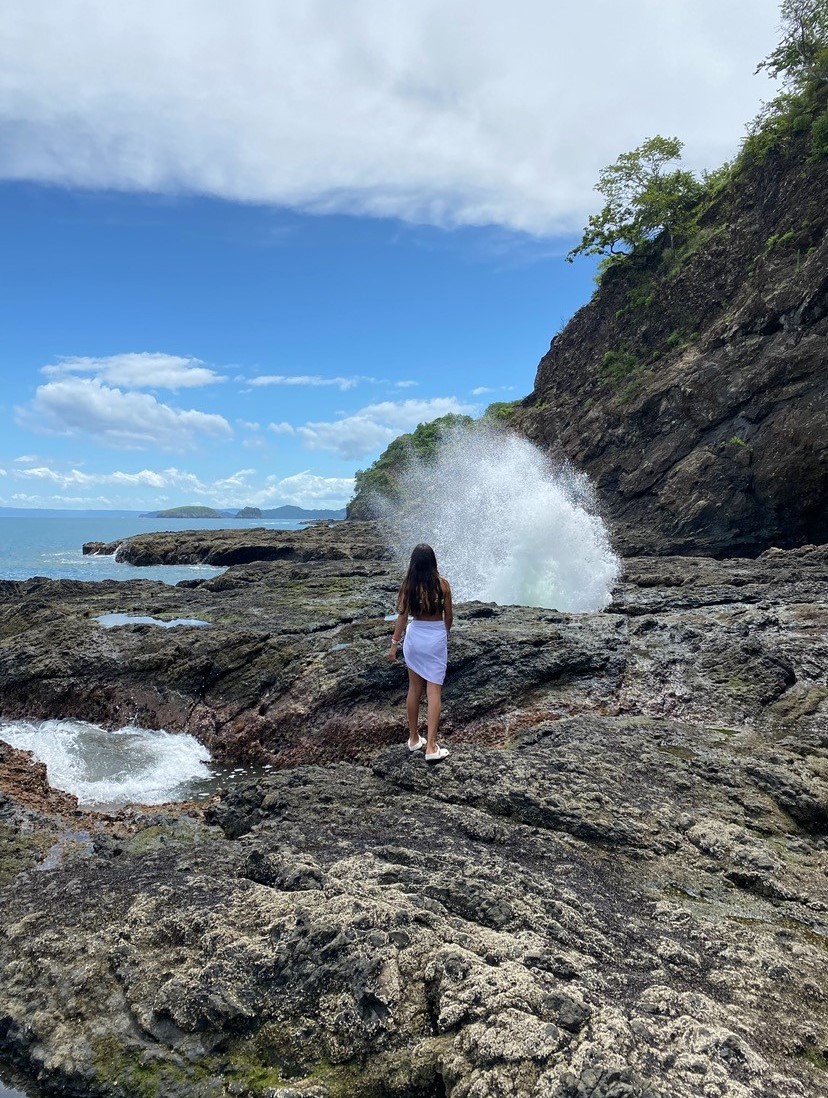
1 522 827 1098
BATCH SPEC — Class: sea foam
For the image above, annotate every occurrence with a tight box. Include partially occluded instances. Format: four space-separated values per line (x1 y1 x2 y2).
0 719 212 807
378 424 619 612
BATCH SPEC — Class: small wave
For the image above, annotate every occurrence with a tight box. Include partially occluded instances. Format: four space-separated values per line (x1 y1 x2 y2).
0 719 212 807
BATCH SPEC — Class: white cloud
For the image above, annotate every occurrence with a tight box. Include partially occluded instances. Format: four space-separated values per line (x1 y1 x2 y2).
249 374 372 390
297 396 476 460
2 462 354 509
0 469 6 477
268 421 296 435
237 419 261 431
17 377 233 451
7 492 114 507
300 417 399 462
14 464 206 492
43 352 226 389
471 386 494 395
213 469 256 492
0 1 779 235
395 380 418 389
263 471 354 509
13 455 39 464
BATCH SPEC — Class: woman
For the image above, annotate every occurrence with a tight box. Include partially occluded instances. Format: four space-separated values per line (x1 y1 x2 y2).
388 543 453 762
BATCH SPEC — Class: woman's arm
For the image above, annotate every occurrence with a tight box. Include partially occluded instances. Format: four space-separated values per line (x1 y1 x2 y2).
442 579 453 632
388 610 407 662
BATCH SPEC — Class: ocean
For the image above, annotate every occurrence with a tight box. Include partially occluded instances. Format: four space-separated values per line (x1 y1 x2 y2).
0 515 305 584
0 1077 28 1098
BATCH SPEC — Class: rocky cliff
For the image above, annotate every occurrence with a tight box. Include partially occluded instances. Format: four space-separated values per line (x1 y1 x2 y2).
516 137 828 557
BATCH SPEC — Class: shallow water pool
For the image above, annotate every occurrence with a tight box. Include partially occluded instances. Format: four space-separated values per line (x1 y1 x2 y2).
95 612 211 629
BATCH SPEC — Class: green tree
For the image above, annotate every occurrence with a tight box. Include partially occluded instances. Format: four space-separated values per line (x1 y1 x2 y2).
566 136 701 263
742 0 828 161
757 0 828 88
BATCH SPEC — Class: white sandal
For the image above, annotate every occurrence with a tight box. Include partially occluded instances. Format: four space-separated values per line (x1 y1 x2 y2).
407 735 427 752
424 746 450 763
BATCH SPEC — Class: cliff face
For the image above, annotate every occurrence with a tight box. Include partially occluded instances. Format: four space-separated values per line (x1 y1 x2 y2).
517 142 828 556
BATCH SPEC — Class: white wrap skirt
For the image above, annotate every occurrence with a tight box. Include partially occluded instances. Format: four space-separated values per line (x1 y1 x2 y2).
403 619 448 685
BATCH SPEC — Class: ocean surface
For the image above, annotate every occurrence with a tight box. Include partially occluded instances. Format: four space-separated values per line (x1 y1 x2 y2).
0 515 305 584
0 1077 29 1098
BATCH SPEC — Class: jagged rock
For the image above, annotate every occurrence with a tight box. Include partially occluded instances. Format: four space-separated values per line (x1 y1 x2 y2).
82 522 390 567
0 524 826 1096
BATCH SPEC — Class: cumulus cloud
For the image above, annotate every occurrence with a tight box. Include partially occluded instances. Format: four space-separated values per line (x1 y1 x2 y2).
7 492 114 507
4 461 354 510
248 374 373 390
213 469 256 492
14 464 206 492
0 1 779 234
43 352 226 389
17 377 233 451
268 421 296 435
472 386 495 395
263 471 355 508
297 396 476 460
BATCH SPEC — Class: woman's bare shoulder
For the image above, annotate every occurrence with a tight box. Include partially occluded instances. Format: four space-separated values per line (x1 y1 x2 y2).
440 575 452 592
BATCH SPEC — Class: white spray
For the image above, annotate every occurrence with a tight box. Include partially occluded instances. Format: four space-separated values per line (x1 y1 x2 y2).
0 719 212 807
377 424 620 612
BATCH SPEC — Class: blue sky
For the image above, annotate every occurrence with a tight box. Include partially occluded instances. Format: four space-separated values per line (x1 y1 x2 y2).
0 0 780 510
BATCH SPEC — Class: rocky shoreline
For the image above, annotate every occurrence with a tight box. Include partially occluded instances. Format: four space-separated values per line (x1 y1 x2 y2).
1 524 827 1097
81 522 382 568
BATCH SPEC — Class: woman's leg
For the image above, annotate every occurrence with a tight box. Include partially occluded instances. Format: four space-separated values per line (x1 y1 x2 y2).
407 669 426 744
426 681 442 752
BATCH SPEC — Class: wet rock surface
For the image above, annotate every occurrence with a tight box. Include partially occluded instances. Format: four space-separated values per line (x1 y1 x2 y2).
1 524 827 1097
82 521 386 567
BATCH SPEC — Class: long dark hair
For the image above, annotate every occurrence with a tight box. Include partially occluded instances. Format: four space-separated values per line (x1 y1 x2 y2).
397 543 444 616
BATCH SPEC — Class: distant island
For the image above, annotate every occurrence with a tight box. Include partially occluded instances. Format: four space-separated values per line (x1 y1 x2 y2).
150 506 224 518
141 505 346 520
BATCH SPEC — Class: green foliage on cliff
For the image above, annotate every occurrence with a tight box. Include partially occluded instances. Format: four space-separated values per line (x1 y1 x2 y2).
601 350 639 382
758 0 828 88
347 403 520 518
570 3 828 280
482 399 520 424
566 136 702 264
731 0 828 165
